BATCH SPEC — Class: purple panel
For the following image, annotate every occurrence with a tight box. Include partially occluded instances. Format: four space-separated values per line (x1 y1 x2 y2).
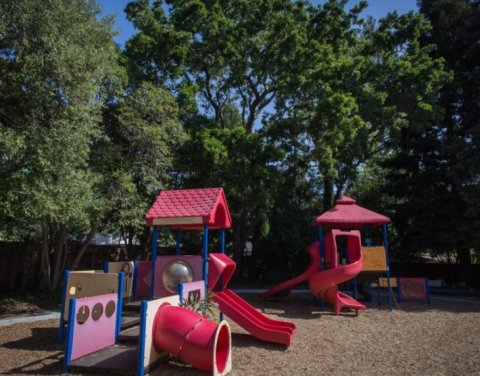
181 280 206 303
71 293 117 360
399 278 427 301
136 261 152 298
154 255 202 297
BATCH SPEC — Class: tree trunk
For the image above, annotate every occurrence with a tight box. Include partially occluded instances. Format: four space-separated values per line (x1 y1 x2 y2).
457 247 472 287
323 178 334 211
51 221 67 291
39 220 52 291
71 222 98 270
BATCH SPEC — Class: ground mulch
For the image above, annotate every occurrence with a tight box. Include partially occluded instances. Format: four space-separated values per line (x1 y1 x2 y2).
1 293 479 376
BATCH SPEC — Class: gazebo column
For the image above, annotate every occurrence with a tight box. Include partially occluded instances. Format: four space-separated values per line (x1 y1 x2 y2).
219 228 225 321
175 229 181 255
383 224 393 311
150 225 159 299
220 228 225 254
317 225 324 271
202 224 209 284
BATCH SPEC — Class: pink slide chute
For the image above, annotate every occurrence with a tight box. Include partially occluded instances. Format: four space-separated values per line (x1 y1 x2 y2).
258 242 321 299
308 230 366 315
208 253 296 347
212 289 295 346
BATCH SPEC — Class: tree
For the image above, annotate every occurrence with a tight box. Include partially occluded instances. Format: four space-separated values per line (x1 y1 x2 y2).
0 0 120 290
124 0 313 270
380 0 479 270
177 124 283 272
268 3 449 212
125 0 311 131
97 81 185 255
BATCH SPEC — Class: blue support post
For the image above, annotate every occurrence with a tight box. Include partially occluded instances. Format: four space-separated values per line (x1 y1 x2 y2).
175 229 181 255
202 224 209 317
219 228 225 321
425 278 431 304
178 282 184 305
137 300 148 376
116 272 124 341
220 228 225 254
316 225 325 309
103 260 109 273
202 224 209 283
317 225 324 271
132 260 138 297
64 297 76 372
58 270 70 344
383 224 393 311
150 226 159 300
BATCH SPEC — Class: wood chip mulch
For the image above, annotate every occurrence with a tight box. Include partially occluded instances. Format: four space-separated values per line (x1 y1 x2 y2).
1 293 479 376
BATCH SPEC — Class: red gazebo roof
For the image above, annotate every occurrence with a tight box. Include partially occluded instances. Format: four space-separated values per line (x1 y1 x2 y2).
314 196 390 228
145 188 232 230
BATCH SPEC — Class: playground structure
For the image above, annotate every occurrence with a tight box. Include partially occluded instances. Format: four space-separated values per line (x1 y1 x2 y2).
61 188 295 376
260 196 393 313
308 230 366 315
64 281 232 376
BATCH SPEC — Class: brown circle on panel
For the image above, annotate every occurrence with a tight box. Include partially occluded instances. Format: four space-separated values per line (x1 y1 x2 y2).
105 300 116 318
76 305 90 325
91 303 103 321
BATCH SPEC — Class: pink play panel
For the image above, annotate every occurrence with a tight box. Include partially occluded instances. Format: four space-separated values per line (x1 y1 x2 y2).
399 278 428 301
71 293 117 360
181 280 206 304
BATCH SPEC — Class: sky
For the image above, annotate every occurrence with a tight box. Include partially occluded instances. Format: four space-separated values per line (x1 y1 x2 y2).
96 0 419 48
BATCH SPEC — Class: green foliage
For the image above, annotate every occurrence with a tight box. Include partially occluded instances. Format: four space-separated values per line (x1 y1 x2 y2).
180 290 218 319
125 0 312 130
0 0 121 289
98 81 186 246
378 0 479 266
1 0 474 291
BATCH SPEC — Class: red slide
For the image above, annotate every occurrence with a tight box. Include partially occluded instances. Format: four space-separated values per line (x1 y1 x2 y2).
258 242 321 299
208 252 296 346
308 230 366 315
212 289 295 346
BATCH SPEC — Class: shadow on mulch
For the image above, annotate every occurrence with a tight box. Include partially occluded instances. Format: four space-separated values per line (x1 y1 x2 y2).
2 327 65 375
3 353 64 375
3 327 61 351
238 291 480 316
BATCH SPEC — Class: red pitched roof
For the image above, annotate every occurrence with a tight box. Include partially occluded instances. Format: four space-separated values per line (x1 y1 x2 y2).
145 188 232 229
315 196 390 228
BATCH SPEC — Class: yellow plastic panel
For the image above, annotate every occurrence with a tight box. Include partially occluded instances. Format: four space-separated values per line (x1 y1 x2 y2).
361 246 388 272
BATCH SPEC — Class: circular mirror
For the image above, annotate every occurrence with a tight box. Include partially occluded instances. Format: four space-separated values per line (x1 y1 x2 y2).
162 260 194 293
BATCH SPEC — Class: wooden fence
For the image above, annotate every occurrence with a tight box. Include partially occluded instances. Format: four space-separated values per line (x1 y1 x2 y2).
1 241 479 291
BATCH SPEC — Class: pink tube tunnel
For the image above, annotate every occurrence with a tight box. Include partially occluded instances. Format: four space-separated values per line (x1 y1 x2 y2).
153 303 232 375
